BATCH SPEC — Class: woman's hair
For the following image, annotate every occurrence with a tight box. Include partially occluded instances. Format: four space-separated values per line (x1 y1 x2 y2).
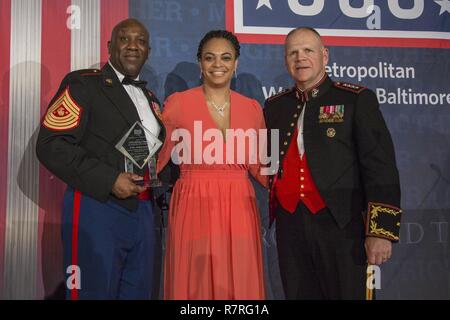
197 30 240 60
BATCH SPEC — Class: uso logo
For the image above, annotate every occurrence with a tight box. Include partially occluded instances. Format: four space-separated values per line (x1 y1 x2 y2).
225 0 450 48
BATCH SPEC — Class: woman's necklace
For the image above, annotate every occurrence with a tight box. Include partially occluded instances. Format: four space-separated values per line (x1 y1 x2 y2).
207 99 229 117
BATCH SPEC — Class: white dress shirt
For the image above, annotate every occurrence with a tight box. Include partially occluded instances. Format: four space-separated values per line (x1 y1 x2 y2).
296 102 306 159
108 61 161 142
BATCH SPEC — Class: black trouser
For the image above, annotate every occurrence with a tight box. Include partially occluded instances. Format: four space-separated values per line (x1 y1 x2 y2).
275 202 368 300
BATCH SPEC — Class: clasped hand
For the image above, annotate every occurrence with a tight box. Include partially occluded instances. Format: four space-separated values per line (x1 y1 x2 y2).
112 172 147 199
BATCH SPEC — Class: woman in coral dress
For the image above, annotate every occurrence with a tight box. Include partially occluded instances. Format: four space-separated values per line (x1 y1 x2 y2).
157 30 267 300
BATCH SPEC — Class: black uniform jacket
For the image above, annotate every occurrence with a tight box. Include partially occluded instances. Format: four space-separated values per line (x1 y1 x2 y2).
36 63 165 212
264 75 402 241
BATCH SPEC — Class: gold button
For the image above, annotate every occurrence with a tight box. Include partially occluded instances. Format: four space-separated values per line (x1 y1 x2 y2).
301 185 304 188
297 105 302 109
327 128 336 138
293 114 298 118
284 141 288 146
300 177 304 181
276 160 280 164
300 193 305 197
300 169 304 173
290 123 295 127
287 132 291 136
280 151 285 155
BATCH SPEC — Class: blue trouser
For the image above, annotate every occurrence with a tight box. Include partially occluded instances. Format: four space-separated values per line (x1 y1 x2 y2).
61 188 156 299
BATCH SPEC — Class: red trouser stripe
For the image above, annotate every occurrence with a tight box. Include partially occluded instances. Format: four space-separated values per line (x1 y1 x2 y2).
70 190 82 300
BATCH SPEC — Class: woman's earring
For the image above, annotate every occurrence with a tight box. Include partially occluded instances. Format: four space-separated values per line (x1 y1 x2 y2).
234 70 237 78
199 70 203 79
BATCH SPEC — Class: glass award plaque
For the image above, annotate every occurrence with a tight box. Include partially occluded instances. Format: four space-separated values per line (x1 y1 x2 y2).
115 121 162 187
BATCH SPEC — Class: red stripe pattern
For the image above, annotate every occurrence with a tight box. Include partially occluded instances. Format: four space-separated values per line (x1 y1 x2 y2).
38 0 72 299
0 0 11 297
100 0 129 66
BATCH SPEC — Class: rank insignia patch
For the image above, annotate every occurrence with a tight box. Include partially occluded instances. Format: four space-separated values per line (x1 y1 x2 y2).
319 105 344 123
43 87 82 131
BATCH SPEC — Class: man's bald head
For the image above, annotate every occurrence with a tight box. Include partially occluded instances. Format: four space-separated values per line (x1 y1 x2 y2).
284 26 329 90
110 19 149 42
108 18 150 78
285 27 324 48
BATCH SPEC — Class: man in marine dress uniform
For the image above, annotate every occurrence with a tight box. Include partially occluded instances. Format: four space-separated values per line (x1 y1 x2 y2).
36 19 165 299
264 27 402 300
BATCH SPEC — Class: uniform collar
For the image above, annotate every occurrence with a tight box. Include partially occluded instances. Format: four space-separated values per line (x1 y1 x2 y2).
107 60 140 82
294 74 332 103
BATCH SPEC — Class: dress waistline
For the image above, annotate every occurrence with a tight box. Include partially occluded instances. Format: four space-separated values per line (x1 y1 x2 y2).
180 169 248 179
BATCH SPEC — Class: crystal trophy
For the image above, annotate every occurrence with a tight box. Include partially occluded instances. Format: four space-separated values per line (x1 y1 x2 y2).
115 121 162 187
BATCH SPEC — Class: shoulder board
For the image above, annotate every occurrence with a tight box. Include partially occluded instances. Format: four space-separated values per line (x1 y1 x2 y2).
78 69 101 76
333 81 366 94
266 87 294 102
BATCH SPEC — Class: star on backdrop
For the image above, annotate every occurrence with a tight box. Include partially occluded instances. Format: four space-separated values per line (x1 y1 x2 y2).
434 0 450 15
256 0 272 10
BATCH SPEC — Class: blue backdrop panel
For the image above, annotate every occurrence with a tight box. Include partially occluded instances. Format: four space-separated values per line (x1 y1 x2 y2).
130 0 450 299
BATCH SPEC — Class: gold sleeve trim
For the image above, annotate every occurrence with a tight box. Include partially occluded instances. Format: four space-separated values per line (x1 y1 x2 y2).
366 202 402 241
